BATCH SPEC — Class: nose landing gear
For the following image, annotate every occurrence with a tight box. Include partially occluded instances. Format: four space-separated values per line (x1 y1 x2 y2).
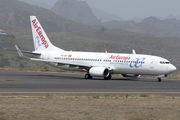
157 75 167 82
157 78 161 82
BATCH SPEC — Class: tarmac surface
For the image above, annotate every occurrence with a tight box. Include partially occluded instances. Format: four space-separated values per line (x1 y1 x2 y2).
0 70 180 95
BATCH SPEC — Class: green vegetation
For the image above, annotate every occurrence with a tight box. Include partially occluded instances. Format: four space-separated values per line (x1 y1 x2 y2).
126 94 128 98
103 94 110 98
93 95 99 99
45 94 53 99
43 65 49 72
0 52 9 67
31 64 40 71
6 79 19 82
140 94 149 97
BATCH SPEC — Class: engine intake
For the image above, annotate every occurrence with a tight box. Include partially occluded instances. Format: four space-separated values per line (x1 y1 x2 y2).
89 67 110 77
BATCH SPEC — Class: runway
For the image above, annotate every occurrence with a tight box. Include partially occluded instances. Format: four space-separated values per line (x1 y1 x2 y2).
0 70 180 95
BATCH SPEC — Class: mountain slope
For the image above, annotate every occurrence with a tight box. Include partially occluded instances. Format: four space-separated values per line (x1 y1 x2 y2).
51 0 100 25
102 16 180 37
92 7 124 22
0 0 94 32
18 0 53 10
101 20 135 29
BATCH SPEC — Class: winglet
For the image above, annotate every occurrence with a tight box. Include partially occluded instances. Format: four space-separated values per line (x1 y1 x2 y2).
15 45 24 57
132 49 136 54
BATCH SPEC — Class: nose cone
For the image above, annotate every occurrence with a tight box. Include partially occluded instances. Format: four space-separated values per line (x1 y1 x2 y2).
169 65 177 73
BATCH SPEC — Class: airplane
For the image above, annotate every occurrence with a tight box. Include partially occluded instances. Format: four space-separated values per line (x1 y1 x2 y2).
15 16 176 82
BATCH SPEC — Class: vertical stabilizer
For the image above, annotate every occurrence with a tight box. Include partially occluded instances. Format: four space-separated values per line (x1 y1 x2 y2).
30 16 64 52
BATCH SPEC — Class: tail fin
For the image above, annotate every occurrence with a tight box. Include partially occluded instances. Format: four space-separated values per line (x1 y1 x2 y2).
30 16 64 52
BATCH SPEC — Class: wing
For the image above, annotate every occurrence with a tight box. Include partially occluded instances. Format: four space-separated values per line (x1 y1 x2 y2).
30 57 92 69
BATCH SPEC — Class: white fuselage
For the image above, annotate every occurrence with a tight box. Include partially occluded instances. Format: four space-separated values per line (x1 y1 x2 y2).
39 51 176 76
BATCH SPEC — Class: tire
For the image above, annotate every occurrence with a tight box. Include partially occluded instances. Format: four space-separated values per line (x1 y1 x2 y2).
104 74 112 80
157 78 161 82
85 74 92 79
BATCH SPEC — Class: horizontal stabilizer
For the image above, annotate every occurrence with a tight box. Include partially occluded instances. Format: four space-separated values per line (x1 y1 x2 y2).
4 48 41 55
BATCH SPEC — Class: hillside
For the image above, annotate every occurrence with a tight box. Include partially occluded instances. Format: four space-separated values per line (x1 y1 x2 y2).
0 0 180 73
101 20 136 29
0 0 96 32
102 16 180 37
92 7 124 22
18 0 53 10
51 0 100 25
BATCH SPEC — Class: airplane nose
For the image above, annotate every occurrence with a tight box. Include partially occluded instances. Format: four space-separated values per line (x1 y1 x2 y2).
169 65 177 73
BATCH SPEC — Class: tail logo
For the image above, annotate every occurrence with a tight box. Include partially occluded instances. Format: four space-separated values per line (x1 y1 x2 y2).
35 36 41 50
32 19 49 49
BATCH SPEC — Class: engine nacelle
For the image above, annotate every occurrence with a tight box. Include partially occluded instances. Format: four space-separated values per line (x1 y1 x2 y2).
89 67 110 77
122 74 140 77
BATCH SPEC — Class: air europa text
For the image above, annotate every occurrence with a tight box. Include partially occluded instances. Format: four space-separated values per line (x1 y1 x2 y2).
109 55 130 61
32 19 49 48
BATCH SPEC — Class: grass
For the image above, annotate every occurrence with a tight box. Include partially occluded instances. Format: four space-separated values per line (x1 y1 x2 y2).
6 79 19 82
45 94 53 99
140 94 149 97
0 94 180 120
103 94 110 98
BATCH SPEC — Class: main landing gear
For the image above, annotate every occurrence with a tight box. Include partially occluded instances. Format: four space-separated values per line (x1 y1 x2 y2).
104 74 112 80
85 74 92 79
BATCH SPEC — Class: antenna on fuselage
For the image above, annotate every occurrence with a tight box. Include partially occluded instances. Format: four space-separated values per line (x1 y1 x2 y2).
132 49 136 54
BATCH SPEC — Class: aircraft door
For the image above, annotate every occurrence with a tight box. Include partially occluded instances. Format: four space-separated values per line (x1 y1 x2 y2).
150 60 154 68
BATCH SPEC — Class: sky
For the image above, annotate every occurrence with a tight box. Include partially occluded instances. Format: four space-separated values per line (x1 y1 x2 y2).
38 0 180 19
83 0 180 19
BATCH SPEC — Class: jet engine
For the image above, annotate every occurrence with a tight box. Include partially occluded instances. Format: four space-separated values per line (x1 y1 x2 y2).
122 74 140 77
89 67 110 77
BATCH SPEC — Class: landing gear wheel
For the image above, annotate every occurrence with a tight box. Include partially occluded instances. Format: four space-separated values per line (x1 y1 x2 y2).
157 78 161 82
85 74 92 79
104 74 112 80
